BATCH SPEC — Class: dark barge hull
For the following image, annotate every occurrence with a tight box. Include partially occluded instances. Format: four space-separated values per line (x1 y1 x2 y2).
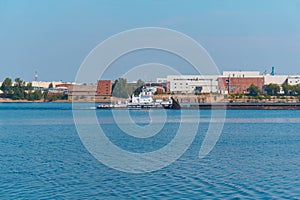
185 102 300 110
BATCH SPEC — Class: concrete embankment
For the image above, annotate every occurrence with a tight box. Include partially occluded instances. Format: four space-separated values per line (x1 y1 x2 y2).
180 102 300 110
156 94 300 110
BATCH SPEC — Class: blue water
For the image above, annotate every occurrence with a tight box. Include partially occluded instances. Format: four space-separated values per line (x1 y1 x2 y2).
0 103 299 199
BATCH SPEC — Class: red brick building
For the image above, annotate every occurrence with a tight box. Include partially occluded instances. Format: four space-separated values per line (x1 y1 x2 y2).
218 77 264 94
155 86 165 94
55 83 73 88
97 80 112 96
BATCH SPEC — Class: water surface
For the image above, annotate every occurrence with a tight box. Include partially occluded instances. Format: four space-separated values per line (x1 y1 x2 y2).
0 103 299 199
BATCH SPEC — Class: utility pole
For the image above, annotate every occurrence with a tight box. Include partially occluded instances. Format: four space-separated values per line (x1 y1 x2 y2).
34 71 38 81
226 76 230 94
210 79 213 93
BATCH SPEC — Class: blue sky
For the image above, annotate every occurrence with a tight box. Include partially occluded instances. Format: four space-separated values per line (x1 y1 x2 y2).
1 0 300 82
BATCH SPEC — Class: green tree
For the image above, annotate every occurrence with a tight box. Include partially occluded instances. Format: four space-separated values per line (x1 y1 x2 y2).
133 79 145 95
247 84 260 96
1 77 13 98
282 82 293 95
26 82 33 100
32 90 42 100
46 94 67 102
14 78 25 87
264 83 280 96
133 85 143 96
295 84 300 96
112 78 131 98
12 78 26 100
48 83 53 88
136 79 144 88
112 79 118 92
26 82 33 90
43 89 49 101
282 82 300 96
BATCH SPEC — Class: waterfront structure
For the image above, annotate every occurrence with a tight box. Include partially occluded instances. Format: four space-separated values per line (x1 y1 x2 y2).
218 77 265 94
30 81 68 90
68 84 97 101
48 87 68 95
222 71 261 78
155 78 170 92
0 82 3 94
158 75 219 94
47 83 72 95
156 78 167 83
286 76 300 85
218 71 264 94
263 74 288 94
144 82 167 93
97 80 112 96
264 74 288 85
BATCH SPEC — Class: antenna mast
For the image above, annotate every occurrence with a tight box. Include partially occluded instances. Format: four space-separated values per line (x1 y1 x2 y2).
34 71 38 81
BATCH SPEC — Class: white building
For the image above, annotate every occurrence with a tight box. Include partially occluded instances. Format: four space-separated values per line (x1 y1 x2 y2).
0 82 3 94
222 71 262 78
286 76 300 85
165 75 219 94
156 78 167 83
222 71 290 86
263 75 288 94
264 75 288 85
30 81 66 90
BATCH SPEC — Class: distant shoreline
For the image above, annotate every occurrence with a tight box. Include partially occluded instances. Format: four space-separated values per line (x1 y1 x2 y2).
190 102 300 110
1 98 300 110
0 98 69 103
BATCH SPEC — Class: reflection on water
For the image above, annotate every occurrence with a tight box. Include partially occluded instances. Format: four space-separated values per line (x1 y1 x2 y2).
0 103 299 199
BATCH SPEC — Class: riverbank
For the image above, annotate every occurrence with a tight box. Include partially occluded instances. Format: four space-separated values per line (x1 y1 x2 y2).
184 102 300 110
2 94 300 110
0 98 69 103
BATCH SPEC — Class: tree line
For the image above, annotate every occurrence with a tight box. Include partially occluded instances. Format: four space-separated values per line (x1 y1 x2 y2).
111 78 145 98
0 77 67 101
1 77 42 100
247 82 300 96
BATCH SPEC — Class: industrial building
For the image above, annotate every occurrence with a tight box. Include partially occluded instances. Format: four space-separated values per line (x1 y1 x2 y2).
222 71 261 78
218 71 264 94
218 77 265 94
30 81 68 90
286 76 300 85
157 75 219 94
264 75 288 85
263 74 288 94
97 80 112 96
68 84 97 102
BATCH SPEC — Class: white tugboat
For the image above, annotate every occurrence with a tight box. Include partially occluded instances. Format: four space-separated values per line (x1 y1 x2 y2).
97 87 176 109
127 87 175 109
127 87 155 109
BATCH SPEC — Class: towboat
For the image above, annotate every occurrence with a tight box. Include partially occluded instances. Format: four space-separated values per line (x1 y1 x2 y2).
97 104 114 109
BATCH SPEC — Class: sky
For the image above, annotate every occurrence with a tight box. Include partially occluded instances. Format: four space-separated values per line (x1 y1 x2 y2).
1 0 300 82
